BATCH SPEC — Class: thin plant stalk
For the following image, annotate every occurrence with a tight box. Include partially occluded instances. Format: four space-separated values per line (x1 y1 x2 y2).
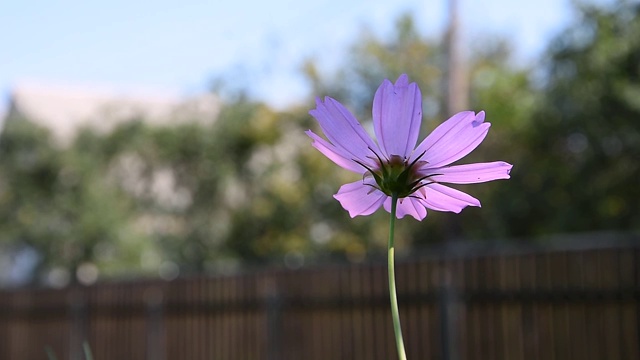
83 342 94 360
45 346 58 360
388 192 407 360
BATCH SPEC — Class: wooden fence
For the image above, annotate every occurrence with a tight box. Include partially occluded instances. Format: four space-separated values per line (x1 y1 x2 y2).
1 235 639 360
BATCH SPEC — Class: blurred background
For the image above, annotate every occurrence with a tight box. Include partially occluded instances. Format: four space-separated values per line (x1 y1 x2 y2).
0 0 638 359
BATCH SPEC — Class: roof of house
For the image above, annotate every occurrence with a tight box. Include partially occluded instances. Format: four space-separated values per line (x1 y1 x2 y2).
3 81 221 145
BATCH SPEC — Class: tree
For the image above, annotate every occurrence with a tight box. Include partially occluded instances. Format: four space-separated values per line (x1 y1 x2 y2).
4 3 635 285
301 13 537 245
0 119 146 285
493 2 640 236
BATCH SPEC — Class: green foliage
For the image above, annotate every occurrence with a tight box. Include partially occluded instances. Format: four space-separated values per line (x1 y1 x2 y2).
301 14 539 245
0 120 145 283
1 2 637 285
303 13 443 123
495 2 640 236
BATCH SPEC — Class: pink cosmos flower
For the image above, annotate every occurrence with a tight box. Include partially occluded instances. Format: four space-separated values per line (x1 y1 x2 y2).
306 74 512 221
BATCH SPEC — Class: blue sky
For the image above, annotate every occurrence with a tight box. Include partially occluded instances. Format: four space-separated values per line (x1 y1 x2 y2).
0 0 611 113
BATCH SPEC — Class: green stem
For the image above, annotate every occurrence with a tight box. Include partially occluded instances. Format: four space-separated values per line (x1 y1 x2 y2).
388 193 407 360
82 342 94 360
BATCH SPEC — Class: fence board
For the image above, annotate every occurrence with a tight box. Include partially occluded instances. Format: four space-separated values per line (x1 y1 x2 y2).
0 238 638 360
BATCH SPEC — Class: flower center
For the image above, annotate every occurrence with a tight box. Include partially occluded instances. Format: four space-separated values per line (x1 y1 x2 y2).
355 150 435 199
374 155 418 198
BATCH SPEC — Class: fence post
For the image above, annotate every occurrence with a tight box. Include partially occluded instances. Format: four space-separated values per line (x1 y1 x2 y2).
265 277 282 360
145 286 165 360
68 287 87 360
438 261 460 360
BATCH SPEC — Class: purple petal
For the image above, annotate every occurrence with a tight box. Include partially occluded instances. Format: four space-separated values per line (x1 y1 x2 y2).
383 196 428 220
372 74 422 159
420 183 480 213
306 130 367 173
309 97 381 166
428 161 513 184
333 180 387 218
412 111 490 168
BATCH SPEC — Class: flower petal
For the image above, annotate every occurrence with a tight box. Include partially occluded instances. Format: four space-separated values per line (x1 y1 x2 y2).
373 74 422 159
309 97 381 167
428 161 513 184
412 111 490 168
383 196 428 220
306 130 366 173
333 180 387 218
421 183 480 213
